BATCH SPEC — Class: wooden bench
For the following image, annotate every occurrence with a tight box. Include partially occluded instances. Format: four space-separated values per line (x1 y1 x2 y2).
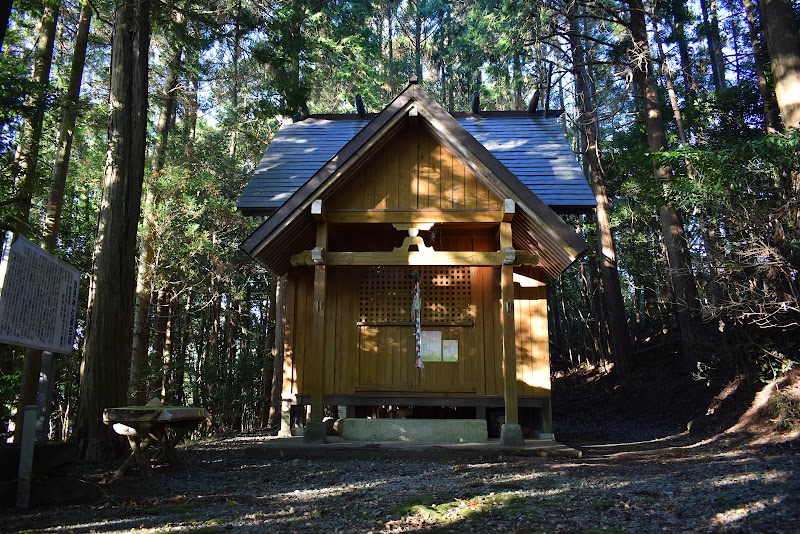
103 405 209 481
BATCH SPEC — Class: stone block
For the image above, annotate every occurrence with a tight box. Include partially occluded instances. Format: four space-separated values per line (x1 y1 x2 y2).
500 423 524 446
340 418 488 443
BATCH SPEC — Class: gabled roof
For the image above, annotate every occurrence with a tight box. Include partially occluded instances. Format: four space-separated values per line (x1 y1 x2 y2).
237 115 595 216
239 83 592 277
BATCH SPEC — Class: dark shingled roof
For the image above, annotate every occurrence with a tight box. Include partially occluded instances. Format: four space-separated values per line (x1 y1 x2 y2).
237 112 595 216
239 84 592 277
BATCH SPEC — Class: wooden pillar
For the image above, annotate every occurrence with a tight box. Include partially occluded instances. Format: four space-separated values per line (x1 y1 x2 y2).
541 399 553 438
304 203 327 443
500 221 523 445
310 263 326 422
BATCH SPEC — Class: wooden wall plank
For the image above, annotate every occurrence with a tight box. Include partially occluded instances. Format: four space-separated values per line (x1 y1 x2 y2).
532 286 551 395
335 268 358 395
418 130 429 209
294 268 313 396
398 133 411 209
328 125 502 214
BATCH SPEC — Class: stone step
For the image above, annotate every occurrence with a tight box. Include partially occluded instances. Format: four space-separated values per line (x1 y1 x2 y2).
339 418 488 443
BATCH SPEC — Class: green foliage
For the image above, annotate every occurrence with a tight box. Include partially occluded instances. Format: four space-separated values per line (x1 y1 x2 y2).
772 387 800 431
0 349 22 442
1 0 799 438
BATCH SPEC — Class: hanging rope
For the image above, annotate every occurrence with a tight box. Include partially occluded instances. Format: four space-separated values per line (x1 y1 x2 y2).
412 270 423 380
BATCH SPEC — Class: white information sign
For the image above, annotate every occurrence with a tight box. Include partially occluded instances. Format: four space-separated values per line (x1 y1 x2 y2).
420 330 442 362
442 339 459 362
0 232 80 353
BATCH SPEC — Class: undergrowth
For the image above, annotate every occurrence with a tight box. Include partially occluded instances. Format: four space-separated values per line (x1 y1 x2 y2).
772 389 800 431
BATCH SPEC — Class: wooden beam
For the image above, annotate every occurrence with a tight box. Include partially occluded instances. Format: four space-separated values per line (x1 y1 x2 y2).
502 199 515 222
500 222 518 424
291 250 507 266
292 394 551 408
326 210 504 224
311 199 326 222
391 223 434 232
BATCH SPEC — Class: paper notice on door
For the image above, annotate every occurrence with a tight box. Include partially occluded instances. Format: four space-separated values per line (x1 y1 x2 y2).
442 339 458 362
420 330 442 362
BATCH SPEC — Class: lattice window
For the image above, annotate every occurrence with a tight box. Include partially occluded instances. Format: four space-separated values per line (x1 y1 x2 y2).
358 267 472 325
358 268 414 324
420 266 472 325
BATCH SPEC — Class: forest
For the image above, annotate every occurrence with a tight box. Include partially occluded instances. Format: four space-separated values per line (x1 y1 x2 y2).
0 0 798 464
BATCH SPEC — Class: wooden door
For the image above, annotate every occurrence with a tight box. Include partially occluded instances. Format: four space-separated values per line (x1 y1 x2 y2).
354 266 479 394
356 324 414 391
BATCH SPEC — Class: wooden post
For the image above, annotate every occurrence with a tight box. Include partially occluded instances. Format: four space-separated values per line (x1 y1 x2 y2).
310 264 326 422
499 221 523 445
541 399 554 439
304 206 327 443
16 405 37 508
35 351 56 441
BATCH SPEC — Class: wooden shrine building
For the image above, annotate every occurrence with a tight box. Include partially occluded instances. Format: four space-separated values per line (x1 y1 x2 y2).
238 80 595 444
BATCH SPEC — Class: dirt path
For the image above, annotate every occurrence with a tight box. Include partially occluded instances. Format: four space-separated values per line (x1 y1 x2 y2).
4 432 798 533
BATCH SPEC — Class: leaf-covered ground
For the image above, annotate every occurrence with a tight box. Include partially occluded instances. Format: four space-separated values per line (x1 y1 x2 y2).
5 367 799 533
4 430 798 533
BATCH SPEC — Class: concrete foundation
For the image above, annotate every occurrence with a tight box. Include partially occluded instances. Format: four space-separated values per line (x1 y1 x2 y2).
302 421 327 443
340 418 488 443
500 423 524 446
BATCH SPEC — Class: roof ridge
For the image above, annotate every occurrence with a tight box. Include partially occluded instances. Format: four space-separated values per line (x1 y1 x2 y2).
299 110 566 121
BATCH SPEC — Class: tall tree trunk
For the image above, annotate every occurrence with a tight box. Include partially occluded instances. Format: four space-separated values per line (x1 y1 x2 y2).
386 1 395 94
75 0 150 461
43 0 92 252
741 0 780 132
654 16 728 311
129 196 154 404
414 0 422 82
130 46 182 402
652 19 689 146
0 0 12 50
671 4 697 110
206 271 221 423
14 0 68 442
699 0 727 91
12 0 58 233
760 0 800 227
222 302 235 430
513 51 524 110
760 0 800 130
151 287 169 397
184 47 199 159
228 2 241 159
160 291 176 401
569 9 633 375
627 0 700 371
174 292 189 405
